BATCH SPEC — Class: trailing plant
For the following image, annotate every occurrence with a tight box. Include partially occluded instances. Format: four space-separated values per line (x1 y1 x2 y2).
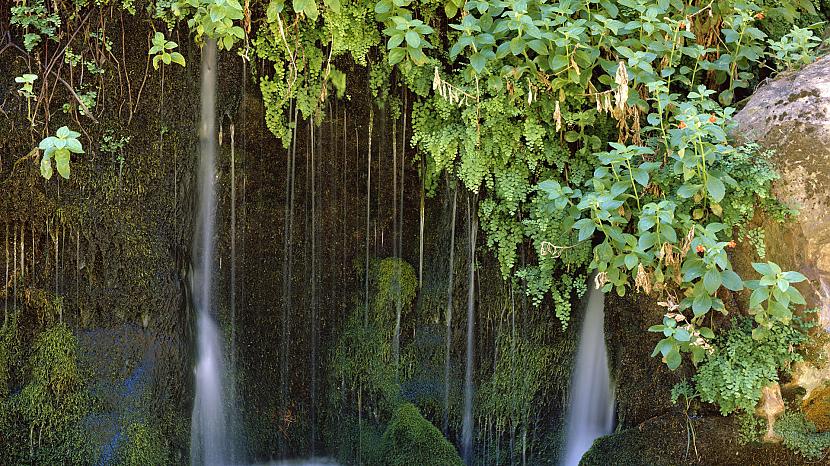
10 0 61 51
38 126 85 180
15 73 38 123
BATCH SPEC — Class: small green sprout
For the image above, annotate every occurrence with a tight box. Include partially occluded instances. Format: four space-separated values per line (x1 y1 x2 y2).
38 126 84 180
149 32 186 69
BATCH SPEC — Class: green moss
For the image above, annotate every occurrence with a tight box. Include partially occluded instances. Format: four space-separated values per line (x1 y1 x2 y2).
380 403 463 466
372 257 418 326
119 422 170 466
8 323 94 464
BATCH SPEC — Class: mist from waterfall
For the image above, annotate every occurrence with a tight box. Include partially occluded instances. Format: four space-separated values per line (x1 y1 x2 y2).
562 283 615 466
190 39 238 466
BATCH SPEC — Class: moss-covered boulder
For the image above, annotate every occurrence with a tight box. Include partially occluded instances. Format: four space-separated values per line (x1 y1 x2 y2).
581 414 813 465
380 403 462 466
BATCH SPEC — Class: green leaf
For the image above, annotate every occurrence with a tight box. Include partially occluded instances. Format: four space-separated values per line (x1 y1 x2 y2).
706 176 726 202
267 0 285 20
665 348 682 370
674 328 691 342
470 53 486 73
624 254 638 270
388 47 406 65
40 154 53 180
782 271 807 283
323 0 340 12
703 269 722 294
54 148 70 179
65 138 84 154
56 126 71 138
752 262 773 275
720 269 743 291
405 31 420 48
677 183 701 198
699 327 715 339
749 287 769 309
692 292 712 316
170 52 186 67
651 338 672 357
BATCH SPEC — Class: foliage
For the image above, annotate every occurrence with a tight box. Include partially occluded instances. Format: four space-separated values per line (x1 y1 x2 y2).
768 24 826 70
693 317 808 415
10 0 61 51
736 410 764 445
15 74 38 99
38 126 85 180
149 32 186 69
670 379 701 460
172 0 246 50
775 412 830 459
380 402 463 466
120 422 170 465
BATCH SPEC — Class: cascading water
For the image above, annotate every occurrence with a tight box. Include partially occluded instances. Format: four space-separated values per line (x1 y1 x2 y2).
190 39 238 466
562 282 615 466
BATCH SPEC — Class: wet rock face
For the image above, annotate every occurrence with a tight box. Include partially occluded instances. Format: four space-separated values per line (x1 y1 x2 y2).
733 55 830 330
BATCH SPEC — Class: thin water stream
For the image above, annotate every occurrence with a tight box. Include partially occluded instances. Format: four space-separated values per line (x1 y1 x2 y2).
562 283 615 466
190 39 238 466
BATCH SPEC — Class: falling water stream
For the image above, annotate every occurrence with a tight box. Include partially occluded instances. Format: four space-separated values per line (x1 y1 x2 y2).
190 39 238 466
562 282 615 466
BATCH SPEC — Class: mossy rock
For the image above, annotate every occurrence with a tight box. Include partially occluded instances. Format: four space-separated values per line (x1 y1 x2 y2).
581 413 814 465
803 383 830 432
380 403 462 466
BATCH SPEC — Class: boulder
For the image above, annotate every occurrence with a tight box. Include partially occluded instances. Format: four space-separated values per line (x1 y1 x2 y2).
733 55 830 330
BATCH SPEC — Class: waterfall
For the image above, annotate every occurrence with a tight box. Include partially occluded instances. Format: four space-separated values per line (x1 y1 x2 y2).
190 39 238 466
562 283 615 466
461 195 477 465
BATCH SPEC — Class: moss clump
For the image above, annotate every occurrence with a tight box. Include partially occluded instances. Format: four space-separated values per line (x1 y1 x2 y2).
119 422 170 465
379 402 462 466
372 257 418 325
7 323 94 463
803 383 830 432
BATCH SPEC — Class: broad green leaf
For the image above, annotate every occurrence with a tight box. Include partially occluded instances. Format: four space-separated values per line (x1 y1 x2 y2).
40 155 53 180
720 269 743 291
703 269 722 294
749 287 769 309
388 47 405 65
405 31 420 48
665 348 682 370
782 271 807 283
706 176 725 202
323 0 340 12
54 149 70 179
